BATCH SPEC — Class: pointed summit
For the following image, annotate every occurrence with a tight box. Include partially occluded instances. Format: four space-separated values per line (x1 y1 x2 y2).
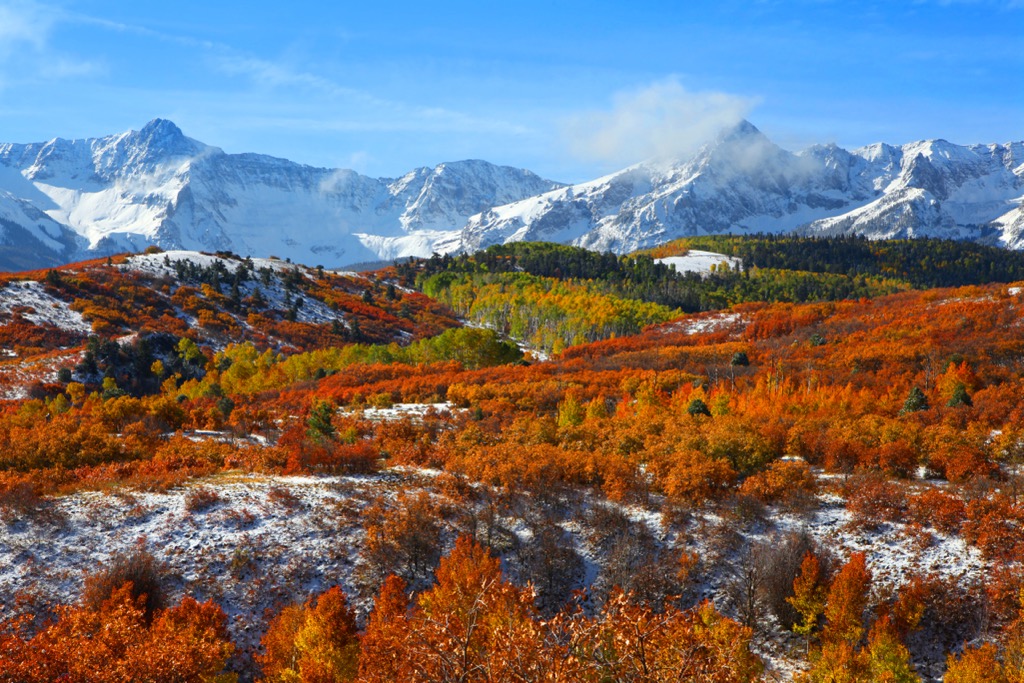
140 118 183 137
715 119 768 145
688 119 784 177
725 119 762 136
131 118 204 160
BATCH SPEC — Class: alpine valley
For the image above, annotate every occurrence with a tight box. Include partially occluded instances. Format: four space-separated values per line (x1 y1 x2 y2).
1 119 1022 271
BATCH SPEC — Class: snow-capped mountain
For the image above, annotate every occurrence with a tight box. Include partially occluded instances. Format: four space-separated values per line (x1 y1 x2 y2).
0 119 562 270
442 121 1024 254
0 119 1022 271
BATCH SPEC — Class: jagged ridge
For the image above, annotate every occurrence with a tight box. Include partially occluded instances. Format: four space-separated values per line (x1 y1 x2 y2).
447 122 1024 255
0 119 1022 271
0 120 563 270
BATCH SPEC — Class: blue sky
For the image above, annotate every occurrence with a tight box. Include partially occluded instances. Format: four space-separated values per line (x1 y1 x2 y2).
0 0 1021 182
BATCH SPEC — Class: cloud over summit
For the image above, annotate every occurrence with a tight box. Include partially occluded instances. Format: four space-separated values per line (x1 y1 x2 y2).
564 79 757 168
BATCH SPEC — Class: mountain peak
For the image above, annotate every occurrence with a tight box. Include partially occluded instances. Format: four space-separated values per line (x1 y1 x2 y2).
140 118 183 137
690 119 774 165
718 119 764 142
1 119 1022 271
131 118 203 159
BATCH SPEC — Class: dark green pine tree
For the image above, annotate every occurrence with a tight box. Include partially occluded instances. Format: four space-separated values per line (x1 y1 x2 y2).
687 398 712 417
307 400 336 442
900 386 929 415
947 382 973 408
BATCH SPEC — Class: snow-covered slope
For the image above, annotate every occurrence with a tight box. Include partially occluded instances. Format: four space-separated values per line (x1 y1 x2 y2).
2 119 1022 271
655 250 742 275
444 122 1024 254
0 120 562 270
804 139 1024 244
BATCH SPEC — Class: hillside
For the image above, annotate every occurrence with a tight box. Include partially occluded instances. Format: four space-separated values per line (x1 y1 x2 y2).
0 249 473 401
2 241 1024 681
398 237 1024 353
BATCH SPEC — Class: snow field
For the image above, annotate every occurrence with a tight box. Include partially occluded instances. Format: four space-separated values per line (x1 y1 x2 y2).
340 402 463 423
656 250 743 275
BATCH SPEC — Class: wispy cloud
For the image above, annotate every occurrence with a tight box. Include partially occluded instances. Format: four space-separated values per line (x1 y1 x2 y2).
216 54 384 104
37 57 105 79
214 54 530 137
0 1 521 143
64 12 219 52
0 0 107 86
0 0 53 56
563 78 758 167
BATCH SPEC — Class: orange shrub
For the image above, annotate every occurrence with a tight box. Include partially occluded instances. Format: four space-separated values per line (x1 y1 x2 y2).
738 458 817 507
0 584 234 682
844 475 907 528
907 487 966 535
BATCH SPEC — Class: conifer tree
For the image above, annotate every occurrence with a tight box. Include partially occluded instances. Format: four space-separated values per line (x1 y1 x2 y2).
947 382 973 407
307 400 336 442
900 386 929 415
688 397 712 417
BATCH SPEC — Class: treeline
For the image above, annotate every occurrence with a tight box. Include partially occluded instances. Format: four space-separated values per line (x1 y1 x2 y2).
648 234 1024 288
405 242 914 315
397 242 907 352
214 326 522 396
418 272 679 353
404 237 1024 314
390 238 1024 353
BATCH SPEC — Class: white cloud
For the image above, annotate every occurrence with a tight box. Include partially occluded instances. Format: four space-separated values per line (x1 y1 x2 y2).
564 78 757 167
344 150 371 172
0 1 53 56
214 54 531 137
318 168 362 194
0 1 109 87
216 54 374 102
38 57 105 79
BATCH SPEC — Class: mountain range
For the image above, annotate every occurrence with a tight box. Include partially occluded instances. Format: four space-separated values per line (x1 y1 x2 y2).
0 119 1021 270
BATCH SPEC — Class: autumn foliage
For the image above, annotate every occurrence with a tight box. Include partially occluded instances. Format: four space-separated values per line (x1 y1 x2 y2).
359 535 763 683
3 244 1024 678
0 583 234 683
258 586 360 682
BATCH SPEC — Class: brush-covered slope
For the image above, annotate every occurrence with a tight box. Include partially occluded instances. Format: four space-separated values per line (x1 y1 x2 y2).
0 249 468 398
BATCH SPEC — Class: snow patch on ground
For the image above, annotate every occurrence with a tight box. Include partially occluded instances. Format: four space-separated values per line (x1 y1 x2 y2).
122 251 307 278
0 465 988 680
656 250 742 275
0 472 395 668
0 280 92 334
341 402 464 422
121 251 344 328
0 349 80 399
772 493 984 587
664 311 745 336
